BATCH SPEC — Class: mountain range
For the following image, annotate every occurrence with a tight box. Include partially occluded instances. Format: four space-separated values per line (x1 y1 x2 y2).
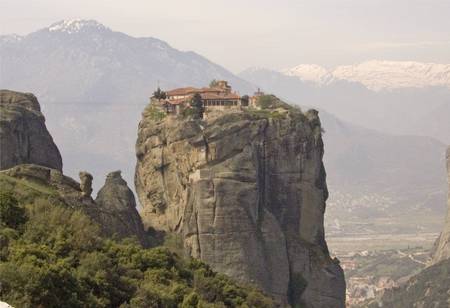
282 60 450 91
1 20 448 245
240 66 450 145
0 19 253 103
0 19 253 190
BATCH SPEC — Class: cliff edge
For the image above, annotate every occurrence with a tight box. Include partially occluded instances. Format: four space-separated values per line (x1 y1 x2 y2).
135 99 345 307
0 89 146 246
431 147 450 264
0 90 62 171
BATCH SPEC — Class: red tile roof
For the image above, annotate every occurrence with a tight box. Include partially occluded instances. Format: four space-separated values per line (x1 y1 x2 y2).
201 93 240 100
166 87 198 96
167 87 234 97
165 98 186 105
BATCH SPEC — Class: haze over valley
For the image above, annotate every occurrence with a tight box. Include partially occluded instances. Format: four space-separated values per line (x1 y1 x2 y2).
2 20 448 247
1 6 449 307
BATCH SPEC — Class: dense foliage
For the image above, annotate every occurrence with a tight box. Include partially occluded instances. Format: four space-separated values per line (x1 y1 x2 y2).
153 87 167 100
209 80 219 88
0 192 273 308
0 191 26 229
190 93 205 119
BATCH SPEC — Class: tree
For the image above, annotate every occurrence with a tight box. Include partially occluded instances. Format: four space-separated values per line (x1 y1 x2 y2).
153 87 166 100
209 80 219 88
0 191 26 229
190 93 204 119
258 95 273 109
241 95 249 106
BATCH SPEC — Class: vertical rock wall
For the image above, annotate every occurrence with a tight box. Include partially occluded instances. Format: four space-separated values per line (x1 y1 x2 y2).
96 171 147 246
432 147 450 264
0 90 62 171
135 105 345 307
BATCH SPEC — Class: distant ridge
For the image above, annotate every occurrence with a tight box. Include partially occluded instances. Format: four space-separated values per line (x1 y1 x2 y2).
0 19 254 104
279 60 450 91
0 19 254 191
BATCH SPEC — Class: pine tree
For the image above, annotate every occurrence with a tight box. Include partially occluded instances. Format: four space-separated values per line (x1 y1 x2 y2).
190 93 204 119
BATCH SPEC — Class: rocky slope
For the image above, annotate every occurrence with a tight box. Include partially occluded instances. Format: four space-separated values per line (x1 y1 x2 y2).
366 258 450 308
95 171 147 245
135 100 345 307
0 89 146 245
0 90 62 171
431 146 450 264
365 147 450 308
0 164 145 245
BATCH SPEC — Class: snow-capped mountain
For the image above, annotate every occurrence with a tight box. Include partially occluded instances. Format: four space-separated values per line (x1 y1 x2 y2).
47 19 108 33
239 65 450 144
282 64 332 84
332 60 450 91
0 19 254 189
281 60 450 91
0 19 253 104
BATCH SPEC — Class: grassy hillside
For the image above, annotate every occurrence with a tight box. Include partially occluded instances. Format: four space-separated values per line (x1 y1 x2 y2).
365 258 450 308
0 177 273 308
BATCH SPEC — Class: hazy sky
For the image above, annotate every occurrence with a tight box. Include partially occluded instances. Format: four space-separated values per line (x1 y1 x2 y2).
1 0 450 72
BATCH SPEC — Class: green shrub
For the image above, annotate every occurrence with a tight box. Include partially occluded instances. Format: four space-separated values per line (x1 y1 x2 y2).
181 106 196 118
145 106 166 121
257 95 274 109
182 292 200 307
190 93 205 119
0 197 274 307
0 191 26 229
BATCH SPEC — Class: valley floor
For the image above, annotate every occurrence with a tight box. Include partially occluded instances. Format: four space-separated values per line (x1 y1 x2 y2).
329 246 430 307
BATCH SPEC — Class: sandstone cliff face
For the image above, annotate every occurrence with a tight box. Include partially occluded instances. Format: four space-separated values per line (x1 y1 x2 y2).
432 147 450 264
95 171 147 245
135 104 345 307
0 90 62 171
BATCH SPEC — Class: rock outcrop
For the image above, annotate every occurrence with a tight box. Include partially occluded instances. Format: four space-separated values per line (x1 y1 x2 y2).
79 171 93 197
135 101 345 307
0 90 62 171
0 164 97 210
431 146 450 264
95 171 147 245
0 164 147 246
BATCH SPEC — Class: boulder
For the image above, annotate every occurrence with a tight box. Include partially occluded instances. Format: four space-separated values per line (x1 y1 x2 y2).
0 165 146 246
79 171 93 197
0 90 62 171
